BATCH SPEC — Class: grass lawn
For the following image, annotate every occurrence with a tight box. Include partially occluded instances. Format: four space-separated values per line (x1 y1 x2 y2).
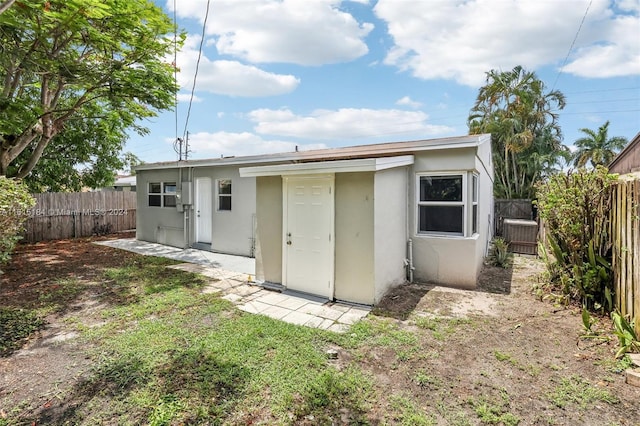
1 239 638 425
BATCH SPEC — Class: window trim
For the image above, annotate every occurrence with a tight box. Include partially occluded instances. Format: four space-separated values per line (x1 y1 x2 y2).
148 181 177 208
417 172 477 237
471 174 479 235
216 179 232 211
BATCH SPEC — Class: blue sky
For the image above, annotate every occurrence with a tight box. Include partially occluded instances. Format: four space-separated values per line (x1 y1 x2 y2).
128 0 640 164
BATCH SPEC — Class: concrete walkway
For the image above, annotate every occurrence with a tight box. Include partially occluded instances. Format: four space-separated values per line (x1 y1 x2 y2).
96 239 369 332
96 238 255 275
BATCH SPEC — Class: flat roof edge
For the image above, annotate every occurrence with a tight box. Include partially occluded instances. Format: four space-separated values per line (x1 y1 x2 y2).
239 155 414 177
135 134 489 171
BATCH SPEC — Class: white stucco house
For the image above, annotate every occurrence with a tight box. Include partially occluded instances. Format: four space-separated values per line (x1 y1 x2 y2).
135 134 494 305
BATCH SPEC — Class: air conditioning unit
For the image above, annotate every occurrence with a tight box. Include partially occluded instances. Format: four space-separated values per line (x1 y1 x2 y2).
503 219 538 255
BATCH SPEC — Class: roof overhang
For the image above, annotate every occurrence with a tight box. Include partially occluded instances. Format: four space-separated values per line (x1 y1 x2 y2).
239 155 414 177
135 134 489 172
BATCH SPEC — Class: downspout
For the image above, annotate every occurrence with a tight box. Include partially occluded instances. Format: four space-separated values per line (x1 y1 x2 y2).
405 166 415 282
405 239 415 282
179 166 187 248
186 167 193 248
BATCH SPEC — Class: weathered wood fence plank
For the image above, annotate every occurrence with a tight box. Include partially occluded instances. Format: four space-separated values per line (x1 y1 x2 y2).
611 179 639 336
494 199 533 236
22 191 136 243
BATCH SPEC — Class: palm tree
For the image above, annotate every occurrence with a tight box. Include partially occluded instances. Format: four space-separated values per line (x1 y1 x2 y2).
572 121 628 168
468 65 567 198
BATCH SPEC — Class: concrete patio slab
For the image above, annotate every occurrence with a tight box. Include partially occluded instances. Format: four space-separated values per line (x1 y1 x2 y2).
96 238 370 332
255 292 290 306
95 238 255 275
281 311 315 326
261 305 290 320
336 310 367 325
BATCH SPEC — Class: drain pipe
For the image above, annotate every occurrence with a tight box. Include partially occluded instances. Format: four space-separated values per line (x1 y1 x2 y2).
406 238 415 282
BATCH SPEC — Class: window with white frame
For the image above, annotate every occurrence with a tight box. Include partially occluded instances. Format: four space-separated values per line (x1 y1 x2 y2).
148 182 176 207
472 174 479 234
418 174 465 235
217 179 232 211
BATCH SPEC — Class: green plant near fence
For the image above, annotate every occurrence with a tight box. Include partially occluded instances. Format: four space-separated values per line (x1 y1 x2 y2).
535 167 618 311
0 177 35 265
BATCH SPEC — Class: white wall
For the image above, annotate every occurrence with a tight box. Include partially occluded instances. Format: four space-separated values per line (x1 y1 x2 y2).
334 172 375 304
373 167 408 302
409 144 492 289
137 166 257 256
254 176 282 283
136 169 185 248
475 137 495 275
412 234 480 288
192 166 256 256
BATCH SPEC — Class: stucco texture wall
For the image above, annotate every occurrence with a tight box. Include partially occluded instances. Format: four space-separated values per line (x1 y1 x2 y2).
254 176 283 284
334 172 375 304
373 167 408 302
136 169 185 248
409 147 492 289
192 166 256 256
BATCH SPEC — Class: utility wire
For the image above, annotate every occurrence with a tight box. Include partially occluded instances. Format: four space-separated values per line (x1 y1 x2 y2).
182 0 211 144
551 0 592 90
564 86 639 95
173 0 179 150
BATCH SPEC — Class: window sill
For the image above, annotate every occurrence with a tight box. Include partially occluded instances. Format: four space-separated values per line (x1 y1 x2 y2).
415 232 479 240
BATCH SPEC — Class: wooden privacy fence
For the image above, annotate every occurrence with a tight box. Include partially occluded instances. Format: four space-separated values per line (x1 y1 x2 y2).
22 191 136 243
494 199 533 236
610 178 640 335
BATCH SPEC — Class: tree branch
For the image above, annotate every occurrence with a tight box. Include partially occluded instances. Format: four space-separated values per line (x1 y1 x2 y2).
0 0 16 15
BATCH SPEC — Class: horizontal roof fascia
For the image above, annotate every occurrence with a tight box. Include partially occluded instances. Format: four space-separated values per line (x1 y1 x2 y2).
239 155 414 177
135 134 489 171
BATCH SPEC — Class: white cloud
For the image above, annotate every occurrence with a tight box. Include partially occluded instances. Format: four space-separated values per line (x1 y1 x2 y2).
168 0 373 65
396 96 422 108
173 131 327 158
176 36 300 97
248 108 453 139
374 0 639 86
561 13 640 77
176 93 202 103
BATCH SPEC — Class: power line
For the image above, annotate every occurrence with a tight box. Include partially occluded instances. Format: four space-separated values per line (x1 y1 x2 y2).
558 109 640 115
551 0 592 91
173 0 178 148
182 0 211 144
567 98 639 105
564 86 639 95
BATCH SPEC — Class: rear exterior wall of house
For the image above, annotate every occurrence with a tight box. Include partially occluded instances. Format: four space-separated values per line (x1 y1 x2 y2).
136 167 256 257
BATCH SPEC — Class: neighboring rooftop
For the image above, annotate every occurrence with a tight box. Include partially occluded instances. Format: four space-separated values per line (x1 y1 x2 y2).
609 131 640 175
113 175 136 186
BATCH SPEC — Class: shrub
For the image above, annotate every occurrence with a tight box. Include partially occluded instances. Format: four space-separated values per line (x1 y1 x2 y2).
0 177 35 265
535 167 617 311
488 238 511 268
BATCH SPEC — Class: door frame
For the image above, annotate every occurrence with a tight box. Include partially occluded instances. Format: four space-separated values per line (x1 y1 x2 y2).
194 176 212 245
282 174 335 299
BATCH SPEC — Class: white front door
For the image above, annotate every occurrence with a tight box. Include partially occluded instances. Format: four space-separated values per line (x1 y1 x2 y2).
283 175 334 298
195 177 212 244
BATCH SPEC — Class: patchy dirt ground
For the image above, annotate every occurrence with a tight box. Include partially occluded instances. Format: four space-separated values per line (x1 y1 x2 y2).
1 237 639 425
0 233 138 420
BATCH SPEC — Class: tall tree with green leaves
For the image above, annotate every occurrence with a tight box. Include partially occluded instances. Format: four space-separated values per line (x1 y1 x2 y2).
0 0 16 15
0 0 181 183
468 66 569 199
572 121 628 168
